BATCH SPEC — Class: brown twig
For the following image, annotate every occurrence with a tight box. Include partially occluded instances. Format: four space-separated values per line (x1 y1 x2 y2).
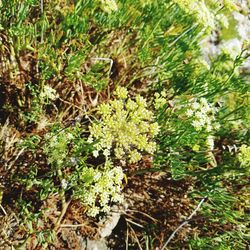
161 196 207 249
54 198 72 233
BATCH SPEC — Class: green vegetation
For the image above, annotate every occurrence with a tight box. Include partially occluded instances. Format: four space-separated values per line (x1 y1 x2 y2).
89 86 159 163
0 0 249 249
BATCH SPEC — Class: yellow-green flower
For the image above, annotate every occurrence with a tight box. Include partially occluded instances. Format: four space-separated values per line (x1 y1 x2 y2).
114 86 128 99
89 87 159 163
100 0 118 14
238 145 250 167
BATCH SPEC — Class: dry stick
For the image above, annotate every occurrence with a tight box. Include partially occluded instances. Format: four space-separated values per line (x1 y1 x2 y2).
58 97 85 111
161 196 207 250
40 0 43 13
126 227 129 250
126 209 158 222
40 0 44 43
60 223 92 229
54 198 72 233
0 204 7 216
60 224 85 228
127 223 143 250
91 57 113 76
125 218 144 229
7 147 25 170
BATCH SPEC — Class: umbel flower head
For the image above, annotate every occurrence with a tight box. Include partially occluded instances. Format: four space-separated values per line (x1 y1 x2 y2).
100 0 118 14
88 87 159 163
238 144 250 167
73 160 124 217
173 0 215 30
186 97 220 133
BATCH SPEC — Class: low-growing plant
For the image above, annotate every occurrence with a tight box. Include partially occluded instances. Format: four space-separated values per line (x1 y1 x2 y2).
18 121 125 217
72 160 124 216
22 83 58 123
0 0 249 248
238 144 250 167
89 86 159 163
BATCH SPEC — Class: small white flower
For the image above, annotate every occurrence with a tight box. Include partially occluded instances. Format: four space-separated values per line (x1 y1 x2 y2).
192 102 200 110
70 157 77 165
102 205 110 213
217 14 229 29
112 193 123 203
61 179 68 190
100 193 109 206
100 0 118 14
103 149 110 157
66 133 74 140
114 86 128 99
214 123 220 130
93 185 102 193
94 172 102 181
192 120 202 131
40 85 58 101
93 150 99 158
113 167 124 182
237 23 249 41
186 109 194 117
197 118 206 127
195 111 205 119
206 124 212 132
87 137 93 143
221 39 242 59
85 192 96 205
88 206 99 217
206 136 214 150
200 98 208 106
160 91 167 97
200 104 210 113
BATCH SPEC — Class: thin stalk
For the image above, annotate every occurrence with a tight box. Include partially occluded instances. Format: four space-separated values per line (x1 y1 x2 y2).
161 197 207 249
220 106 244 120
54 168 70 232
40 0 44 43
142 17 162 49
54 198 72 232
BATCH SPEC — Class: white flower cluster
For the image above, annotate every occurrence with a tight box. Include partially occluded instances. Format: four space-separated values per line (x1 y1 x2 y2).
200 1 248 63
186 98 220 133
76 161 124 217
100 0 118 14
40 85 58 102
44 129 72 166
221 39 243 60
238 144 250 167
217 13 229 29
88 87 159 163
173 0 215 30
233 11 250 41
44 125 124 217
206 135 215 150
